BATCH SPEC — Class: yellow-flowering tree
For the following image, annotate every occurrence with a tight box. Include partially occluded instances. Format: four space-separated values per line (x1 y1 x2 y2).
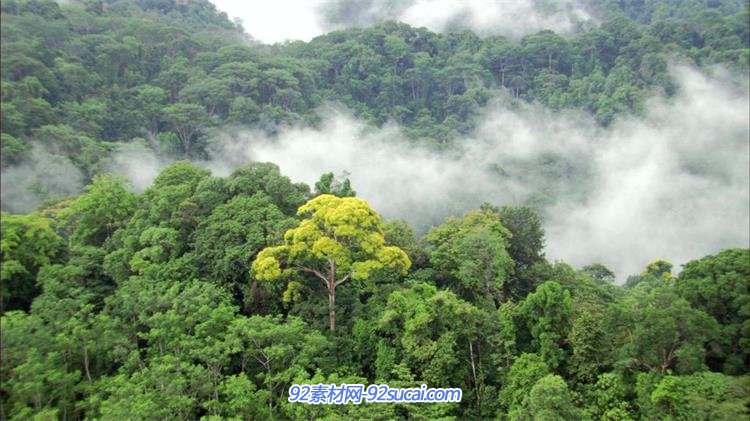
252 194 411 331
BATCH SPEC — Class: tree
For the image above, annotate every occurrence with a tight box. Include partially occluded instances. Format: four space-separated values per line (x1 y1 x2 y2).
313 172 356 197
136 84 167 134
510 374 582 421
192 193 293 295
225 315 328 417
499 206 545 270
582 263 616 284
622 286 718 374
517 281 573 370
675 249 750 374
650 372 750 419
568 309 611 383
377 282 487 396
382 219 428 269
0 310 78 419
227 162 309 216
521 30 571 73
252 194 411 330
584 372 634 420
1 212 64 312
425 208 513 308
228 96 260 124
162 102 209 157
62 175 136 246
499 353 551 415
642 259 675 282
0 133 30 168
498 205 546 299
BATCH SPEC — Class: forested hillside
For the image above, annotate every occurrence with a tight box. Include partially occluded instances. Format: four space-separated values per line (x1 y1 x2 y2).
1 0 748 181
3 164 749 419
1 0 749 420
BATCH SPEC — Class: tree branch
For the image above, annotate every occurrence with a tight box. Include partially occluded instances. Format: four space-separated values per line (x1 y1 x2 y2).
294 266 328 287
334 272 352 287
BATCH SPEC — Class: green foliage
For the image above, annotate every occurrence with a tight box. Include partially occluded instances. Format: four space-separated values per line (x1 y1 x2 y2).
382 219 428 269
650 372 750 420
192 193 293 295
162 102 210 157
582 263 616 284
675 249 750 374
425 208 513 308
583 372 634 420
568 309 611 383
225 315 329 418
1 159 748 419
497 205 546 299
509 374 584 421
0 133 29 168
314 172 356 197
252 194 411 330
227 162 309 216
1 1 749 419
1 0 747 197
620 286 719 375
1 212 63 311
642 258 676 282
498 205 545 270
499 353 551 416
378 282 482 385
62 175 136 246
517 281 573 370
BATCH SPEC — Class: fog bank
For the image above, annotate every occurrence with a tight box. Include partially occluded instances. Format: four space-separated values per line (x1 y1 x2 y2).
0 146 85 213
319 0 594 39
210 0 594 43
2 65 747 280
206 65 750 278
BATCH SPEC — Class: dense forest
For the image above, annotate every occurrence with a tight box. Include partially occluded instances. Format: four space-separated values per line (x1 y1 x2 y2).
1 0 749 420
1 0 748 178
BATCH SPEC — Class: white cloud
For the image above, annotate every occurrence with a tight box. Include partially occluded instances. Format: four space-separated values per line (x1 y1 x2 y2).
0 145 85 213
395 0 593 38
210 0 594 44
203 65 750 279
5 66 746 281
211 0 326 43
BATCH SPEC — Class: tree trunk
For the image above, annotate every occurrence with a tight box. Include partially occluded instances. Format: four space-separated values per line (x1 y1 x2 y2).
267 365 273 418
469 341 479 408
327 259 337 331
83 345 92 384
328 288 336 331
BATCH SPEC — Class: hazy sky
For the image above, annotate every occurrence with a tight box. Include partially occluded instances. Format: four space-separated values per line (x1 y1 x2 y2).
210 0 593 43
211 0 326 43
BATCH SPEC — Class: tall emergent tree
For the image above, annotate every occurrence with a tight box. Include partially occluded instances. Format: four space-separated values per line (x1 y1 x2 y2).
252 194 411 331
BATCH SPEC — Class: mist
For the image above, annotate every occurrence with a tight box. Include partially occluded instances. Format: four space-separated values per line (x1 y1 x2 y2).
210 0 594 44
0 145 85 214
2 65 746 280
202 64 749 279
319 0 594 39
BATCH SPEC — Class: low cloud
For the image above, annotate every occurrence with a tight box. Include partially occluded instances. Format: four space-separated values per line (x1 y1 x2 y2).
209 0 594 44
544 66 749 278
106 140 165 193
0 145 85 214
319 0 594 39
2 65 746 280
205 65 750 279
